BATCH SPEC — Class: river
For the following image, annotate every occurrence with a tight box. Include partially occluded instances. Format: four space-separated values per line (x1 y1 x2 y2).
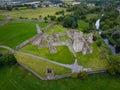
95 19 116 54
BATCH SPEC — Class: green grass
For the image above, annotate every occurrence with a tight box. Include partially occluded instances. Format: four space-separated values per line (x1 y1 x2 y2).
0 20 48 49
86 14 100 21
38 22 48 29
77 20 90 31
0 15 6 23
59 35 69 40
63 1 72 5
46 25 66 35
15 53 71 77
0 65 120 90
77 43 108 70
0 7 66 19
0 48 9 54
20 44 75 64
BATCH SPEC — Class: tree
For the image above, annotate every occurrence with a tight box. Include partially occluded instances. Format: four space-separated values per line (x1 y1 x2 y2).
63 16 78 28
96 39 102 47
50 16 56 21
6 6 13 11
44 17 48 23
57 16 64 22
0 54 17 67
108 56 120 75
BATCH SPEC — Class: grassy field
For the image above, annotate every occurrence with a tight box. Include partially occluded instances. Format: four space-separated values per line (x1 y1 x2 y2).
46 25 66 35
15 53 71 76
0 20 48 49
77 20 90 31
20 44 75 64
0 48 9 54
0 64 120 90
0 7 66 19
0 15 6 23
77 43 108 70
86 14 100 21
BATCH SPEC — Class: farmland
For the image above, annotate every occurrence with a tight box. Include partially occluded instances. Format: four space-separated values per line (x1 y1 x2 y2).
0 7 67 19
0 20 47 49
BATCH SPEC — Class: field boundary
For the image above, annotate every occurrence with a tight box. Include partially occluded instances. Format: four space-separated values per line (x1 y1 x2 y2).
17 61 47 80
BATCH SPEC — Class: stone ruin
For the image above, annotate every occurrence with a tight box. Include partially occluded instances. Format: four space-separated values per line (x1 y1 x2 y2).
30 29 93 55
46 68 55 80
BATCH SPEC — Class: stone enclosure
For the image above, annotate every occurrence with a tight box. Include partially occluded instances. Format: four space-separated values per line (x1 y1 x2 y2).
31 28 93 55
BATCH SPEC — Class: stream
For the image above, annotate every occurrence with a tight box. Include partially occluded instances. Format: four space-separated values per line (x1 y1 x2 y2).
95 19 116 54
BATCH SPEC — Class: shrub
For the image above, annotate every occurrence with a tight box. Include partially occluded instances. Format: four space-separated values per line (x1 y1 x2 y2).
79 71 88 80
0 54 17 67
96 39 102 47
71 72 78 78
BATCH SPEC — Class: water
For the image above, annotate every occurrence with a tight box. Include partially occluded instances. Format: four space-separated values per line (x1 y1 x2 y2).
103 38 116 54
95 19 100 30
95 19 116 54
99 30 102 35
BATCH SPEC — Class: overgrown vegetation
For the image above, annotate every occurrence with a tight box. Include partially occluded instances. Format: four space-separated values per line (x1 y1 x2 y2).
0 54 17 67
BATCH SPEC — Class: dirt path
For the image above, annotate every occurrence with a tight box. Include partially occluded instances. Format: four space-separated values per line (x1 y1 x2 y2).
0 45 83 72
0 16 11 26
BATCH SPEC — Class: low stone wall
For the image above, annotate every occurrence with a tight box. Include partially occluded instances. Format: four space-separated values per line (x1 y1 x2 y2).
17 61 72 80
17 61 46 80
17 61 107 80
16 40 30 50
54 73 72 80
87 69 107 74
16 33 41 50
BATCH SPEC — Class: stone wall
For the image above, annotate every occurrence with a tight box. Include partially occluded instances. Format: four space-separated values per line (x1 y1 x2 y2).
17 61 46 80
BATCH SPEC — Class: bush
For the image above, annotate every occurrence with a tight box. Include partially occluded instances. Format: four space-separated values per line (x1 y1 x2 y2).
108 56 120 75
96 39 102 47
63 16 78 29
0 54 17 67
79 71 88 80
71 72 78 78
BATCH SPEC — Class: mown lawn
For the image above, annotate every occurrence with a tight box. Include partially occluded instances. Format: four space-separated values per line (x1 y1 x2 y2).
0 7 66 19
77 43 108 70
0 64 120 90
20 44 75 64
0 20 47 49
46 25 66 35
15 53 71 76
